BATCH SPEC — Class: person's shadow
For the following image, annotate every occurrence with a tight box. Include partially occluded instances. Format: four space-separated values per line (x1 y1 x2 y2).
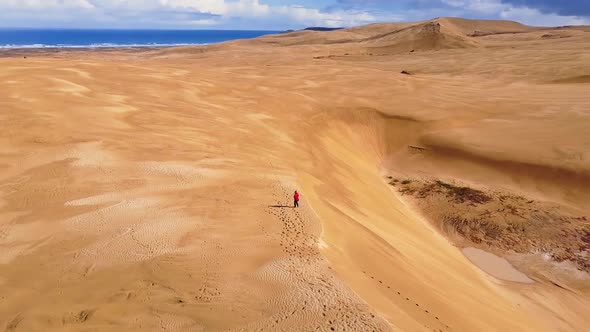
268 205 292 208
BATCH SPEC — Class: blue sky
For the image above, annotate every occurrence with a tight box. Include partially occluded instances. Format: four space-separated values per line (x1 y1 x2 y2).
1 1 588 29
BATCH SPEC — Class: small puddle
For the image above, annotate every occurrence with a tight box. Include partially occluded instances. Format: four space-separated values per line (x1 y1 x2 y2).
463 247 534 283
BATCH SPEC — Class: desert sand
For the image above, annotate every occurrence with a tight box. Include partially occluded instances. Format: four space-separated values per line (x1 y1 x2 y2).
1 18 589 331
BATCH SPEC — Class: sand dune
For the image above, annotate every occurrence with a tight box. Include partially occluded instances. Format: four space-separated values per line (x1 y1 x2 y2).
1 17 589 331
362 21 479 54
438 17 532 35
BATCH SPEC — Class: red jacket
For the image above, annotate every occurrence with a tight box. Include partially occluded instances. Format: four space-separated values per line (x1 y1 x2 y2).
294 192 300 201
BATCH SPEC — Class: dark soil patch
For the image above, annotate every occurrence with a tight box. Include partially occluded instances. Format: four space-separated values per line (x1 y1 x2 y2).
433 180 491 204
388 176 590 272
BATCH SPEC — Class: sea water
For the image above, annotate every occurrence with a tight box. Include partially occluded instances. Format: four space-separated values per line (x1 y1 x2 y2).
0 29 279 49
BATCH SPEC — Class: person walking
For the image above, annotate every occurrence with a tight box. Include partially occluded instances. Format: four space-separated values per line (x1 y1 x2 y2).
293 190 300 208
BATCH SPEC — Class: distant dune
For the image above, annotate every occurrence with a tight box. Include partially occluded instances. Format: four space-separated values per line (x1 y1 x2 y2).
303 27 343 32
248 17 533 50
151 17 588 57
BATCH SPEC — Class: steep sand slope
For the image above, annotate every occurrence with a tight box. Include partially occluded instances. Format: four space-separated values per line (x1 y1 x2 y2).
247 17 530 53
437 17 532 35
362 21 479 54
1 18 590 331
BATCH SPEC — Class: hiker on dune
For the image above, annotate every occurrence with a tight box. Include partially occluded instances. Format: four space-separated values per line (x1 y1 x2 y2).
294 190 300 208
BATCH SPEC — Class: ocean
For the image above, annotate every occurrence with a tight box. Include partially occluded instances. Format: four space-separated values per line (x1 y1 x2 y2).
0 29 280 49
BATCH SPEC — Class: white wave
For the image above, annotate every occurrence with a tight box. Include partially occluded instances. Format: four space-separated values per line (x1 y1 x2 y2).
0 42 209 49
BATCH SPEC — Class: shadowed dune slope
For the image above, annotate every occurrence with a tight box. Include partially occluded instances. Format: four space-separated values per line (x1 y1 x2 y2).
363 21 479 53
437 17 533 35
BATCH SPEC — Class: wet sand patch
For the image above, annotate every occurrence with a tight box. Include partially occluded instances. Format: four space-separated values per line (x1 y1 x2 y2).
463 247 534 283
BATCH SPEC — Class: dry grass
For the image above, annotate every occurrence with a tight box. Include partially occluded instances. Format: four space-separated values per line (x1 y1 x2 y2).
391 177 590 271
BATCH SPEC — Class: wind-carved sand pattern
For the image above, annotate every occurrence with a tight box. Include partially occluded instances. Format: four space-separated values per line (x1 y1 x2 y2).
61 160 226 269
93 93 139 113
49 77 90 96
64 193 122 206
259 182 390 331
65 197 195 267
140 161 224 184
58 67 93 79
0 219 55 264
65 141 114 167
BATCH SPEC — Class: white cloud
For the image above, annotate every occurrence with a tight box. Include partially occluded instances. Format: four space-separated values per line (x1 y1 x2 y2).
2 0 95 10
499 6 590 26
160 0 227 14
438 0 589 26
226 0 271 17
274 5 378 27
0 0 587 29
441 0 504 14
0 0 379 28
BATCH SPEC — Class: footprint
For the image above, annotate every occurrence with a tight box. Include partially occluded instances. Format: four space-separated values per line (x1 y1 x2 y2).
5 314 23 331
63 310 93 324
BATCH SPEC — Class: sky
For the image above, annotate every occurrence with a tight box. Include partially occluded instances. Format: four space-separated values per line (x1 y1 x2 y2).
1 0 588 30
